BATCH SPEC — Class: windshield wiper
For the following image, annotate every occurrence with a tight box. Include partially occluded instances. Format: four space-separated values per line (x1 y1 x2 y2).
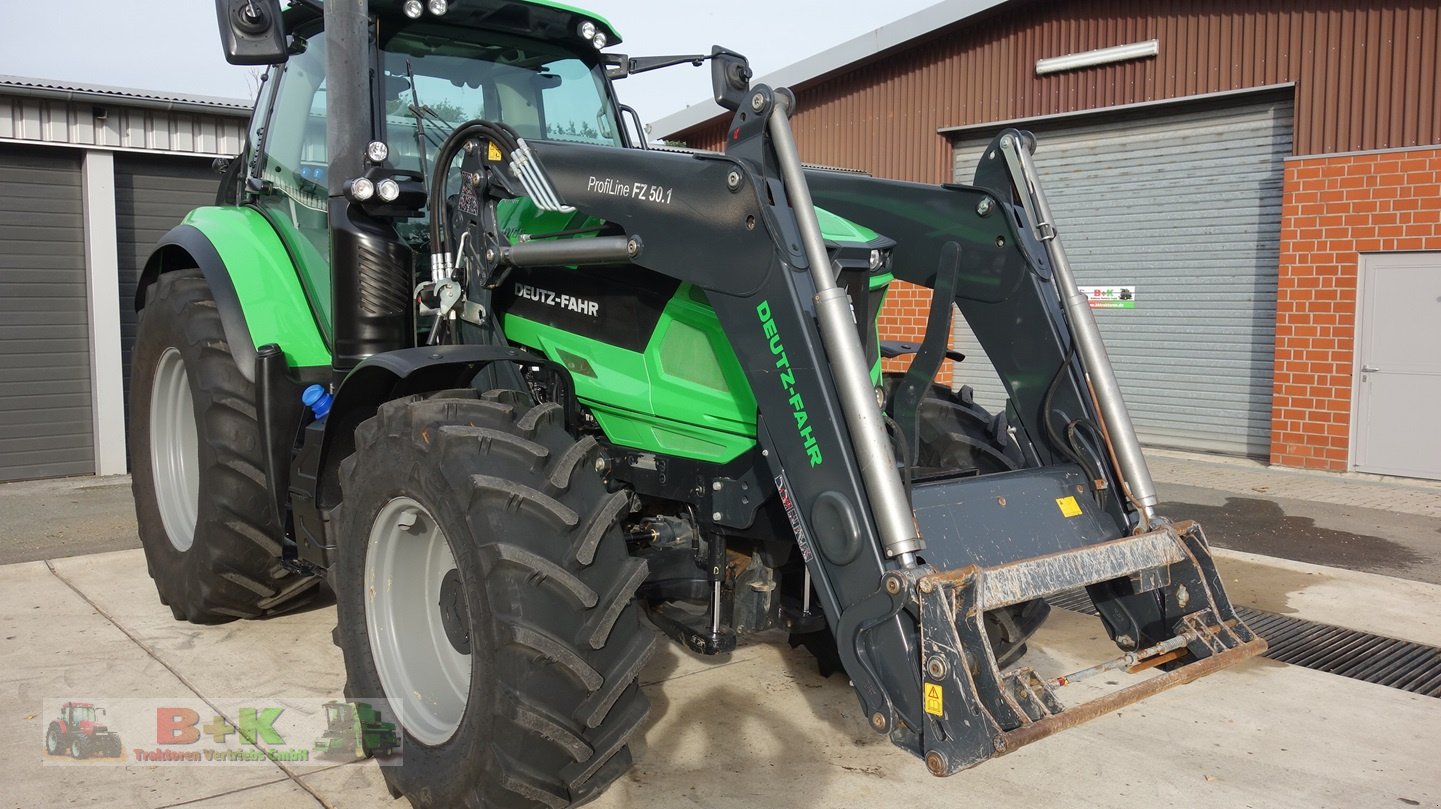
404 59 431 175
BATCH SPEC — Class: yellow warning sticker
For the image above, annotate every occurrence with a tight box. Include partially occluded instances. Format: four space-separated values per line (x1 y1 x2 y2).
923 683 944 716
486 141 503 161
1056 496 1083 518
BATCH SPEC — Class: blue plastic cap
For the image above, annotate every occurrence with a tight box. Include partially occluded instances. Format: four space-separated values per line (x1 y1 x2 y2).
302 384 333 419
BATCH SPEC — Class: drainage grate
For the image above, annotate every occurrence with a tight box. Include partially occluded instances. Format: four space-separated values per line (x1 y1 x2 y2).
1044 590 1441 698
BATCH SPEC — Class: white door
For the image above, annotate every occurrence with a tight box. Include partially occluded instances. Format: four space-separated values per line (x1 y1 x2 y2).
1353 253 1441 480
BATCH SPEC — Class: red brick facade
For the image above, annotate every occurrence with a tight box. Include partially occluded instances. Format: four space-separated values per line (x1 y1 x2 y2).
877 282 951 383
1270 146 1441 470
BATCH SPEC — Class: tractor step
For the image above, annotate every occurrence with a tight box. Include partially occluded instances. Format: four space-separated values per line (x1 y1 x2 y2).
898 520 1265 775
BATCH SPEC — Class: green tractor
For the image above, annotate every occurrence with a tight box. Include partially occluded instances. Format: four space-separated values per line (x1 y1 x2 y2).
129 0 1264 806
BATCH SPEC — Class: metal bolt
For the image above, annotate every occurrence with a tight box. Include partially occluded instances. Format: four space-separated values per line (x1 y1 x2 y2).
1076 484 1085 493
884 575 903 595
870 712 888 732
712 481 723 492
484 247 496 263
1116 634 1136 650
745 215 756 231
463 140 476 153
995 235 1006 248
925 656 948 680
996 496 1007 507
999 133 1015 151
469 171 482 187
711 511 723 521
917 577 935 594
750 92 766 112
593 456 608 474
761 449 769 457
1176 585 1190 609
976 197 994 217
925 750 947 776
626 238 639 256
992 736 1008 753
726 170 742 190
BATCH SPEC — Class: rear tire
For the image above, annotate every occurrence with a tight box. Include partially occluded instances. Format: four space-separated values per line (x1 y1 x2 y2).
332 390 657 809
45 724 62 756
130 269 318 623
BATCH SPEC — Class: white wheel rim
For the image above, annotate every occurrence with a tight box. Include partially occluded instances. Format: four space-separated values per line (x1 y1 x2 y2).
364 496 473 746
150 347 200 552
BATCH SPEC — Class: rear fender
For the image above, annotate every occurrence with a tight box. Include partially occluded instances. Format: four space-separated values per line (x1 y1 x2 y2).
136 207 330 381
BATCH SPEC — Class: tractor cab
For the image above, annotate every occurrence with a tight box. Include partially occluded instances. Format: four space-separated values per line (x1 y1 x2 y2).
232 1 635 338
61 702 100 727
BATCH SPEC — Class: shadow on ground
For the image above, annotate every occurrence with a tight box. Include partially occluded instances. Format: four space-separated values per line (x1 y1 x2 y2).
1162 496 1426 575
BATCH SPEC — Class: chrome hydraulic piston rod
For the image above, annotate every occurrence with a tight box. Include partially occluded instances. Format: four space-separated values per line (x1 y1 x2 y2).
767 91 924 565
998 132 1158 519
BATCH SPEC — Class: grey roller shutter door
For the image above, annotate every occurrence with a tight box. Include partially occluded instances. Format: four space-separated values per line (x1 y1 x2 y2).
0 144 92 480
116 153 221 419
950 94 1291 457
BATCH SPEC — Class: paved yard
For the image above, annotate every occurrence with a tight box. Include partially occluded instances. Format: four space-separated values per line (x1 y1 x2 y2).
4 546 1438 809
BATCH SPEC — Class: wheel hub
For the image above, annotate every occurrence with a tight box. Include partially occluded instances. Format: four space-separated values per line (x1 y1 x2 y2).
438 569 471 655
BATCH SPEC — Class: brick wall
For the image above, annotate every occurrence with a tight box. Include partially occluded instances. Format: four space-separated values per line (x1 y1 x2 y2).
877 282 951 382
1272 147 1441 471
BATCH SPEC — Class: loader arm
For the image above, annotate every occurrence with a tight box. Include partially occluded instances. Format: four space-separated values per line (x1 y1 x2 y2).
422 88 1264 771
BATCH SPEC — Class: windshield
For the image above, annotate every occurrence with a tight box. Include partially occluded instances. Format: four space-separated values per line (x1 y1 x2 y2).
381 28 620 175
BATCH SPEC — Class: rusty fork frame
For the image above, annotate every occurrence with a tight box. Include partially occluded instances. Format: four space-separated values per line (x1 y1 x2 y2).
878 520 1265 776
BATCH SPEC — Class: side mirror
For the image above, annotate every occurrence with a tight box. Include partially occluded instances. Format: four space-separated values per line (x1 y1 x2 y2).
215 0 288 66
710 47 752 111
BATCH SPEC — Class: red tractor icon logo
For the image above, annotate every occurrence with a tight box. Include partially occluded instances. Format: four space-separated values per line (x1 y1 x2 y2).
46 702 123 759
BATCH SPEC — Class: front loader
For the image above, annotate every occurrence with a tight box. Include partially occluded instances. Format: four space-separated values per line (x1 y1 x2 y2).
128 0 1264 805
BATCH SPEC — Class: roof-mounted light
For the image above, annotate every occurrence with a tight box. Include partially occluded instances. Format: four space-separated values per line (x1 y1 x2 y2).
365 141 389 164
403 0 423 19
592 32 607 49
427 0 448 16
578 20 596 40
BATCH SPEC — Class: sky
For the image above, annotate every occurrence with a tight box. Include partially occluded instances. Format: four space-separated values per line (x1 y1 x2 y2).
0 1 939 131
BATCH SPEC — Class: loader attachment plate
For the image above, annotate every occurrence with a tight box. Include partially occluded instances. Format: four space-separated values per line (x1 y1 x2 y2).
891 520 1264 775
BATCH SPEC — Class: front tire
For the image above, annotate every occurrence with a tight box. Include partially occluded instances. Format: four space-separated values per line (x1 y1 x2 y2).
333 390 657 809
130 270 319 623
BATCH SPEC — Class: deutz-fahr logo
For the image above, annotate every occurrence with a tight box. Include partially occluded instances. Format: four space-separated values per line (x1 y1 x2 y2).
757 300 822 467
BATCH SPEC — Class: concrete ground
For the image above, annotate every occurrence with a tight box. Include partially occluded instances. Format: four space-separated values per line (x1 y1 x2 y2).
3 453 1441 808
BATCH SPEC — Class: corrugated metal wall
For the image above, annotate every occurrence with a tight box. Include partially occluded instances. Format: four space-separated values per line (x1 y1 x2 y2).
115 154 223 421
0 144 93 480
671 0 1441 177
950 93 1292 456
0 95 245 157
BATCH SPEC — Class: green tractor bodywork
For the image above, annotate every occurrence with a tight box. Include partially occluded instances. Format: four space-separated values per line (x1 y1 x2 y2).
175 194 889 464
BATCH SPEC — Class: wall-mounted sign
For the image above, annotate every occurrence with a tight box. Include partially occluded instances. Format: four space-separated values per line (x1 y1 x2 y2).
1079 285 1136 309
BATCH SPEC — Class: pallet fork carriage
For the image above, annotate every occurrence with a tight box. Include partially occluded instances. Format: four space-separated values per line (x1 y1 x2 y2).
126 1 1263 805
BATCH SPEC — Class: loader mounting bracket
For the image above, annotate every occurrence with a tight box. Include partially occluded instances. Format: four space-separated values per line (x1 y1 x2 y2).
895 521 1265 774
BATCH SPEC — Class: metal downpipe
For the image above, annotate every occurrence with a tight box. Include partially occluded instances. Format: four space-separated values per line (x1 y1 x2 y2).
766 93 923 565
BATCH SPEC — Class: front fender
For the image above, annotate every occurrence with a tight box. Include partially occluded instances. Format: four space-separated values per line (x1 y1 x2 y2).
137 207 330 381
